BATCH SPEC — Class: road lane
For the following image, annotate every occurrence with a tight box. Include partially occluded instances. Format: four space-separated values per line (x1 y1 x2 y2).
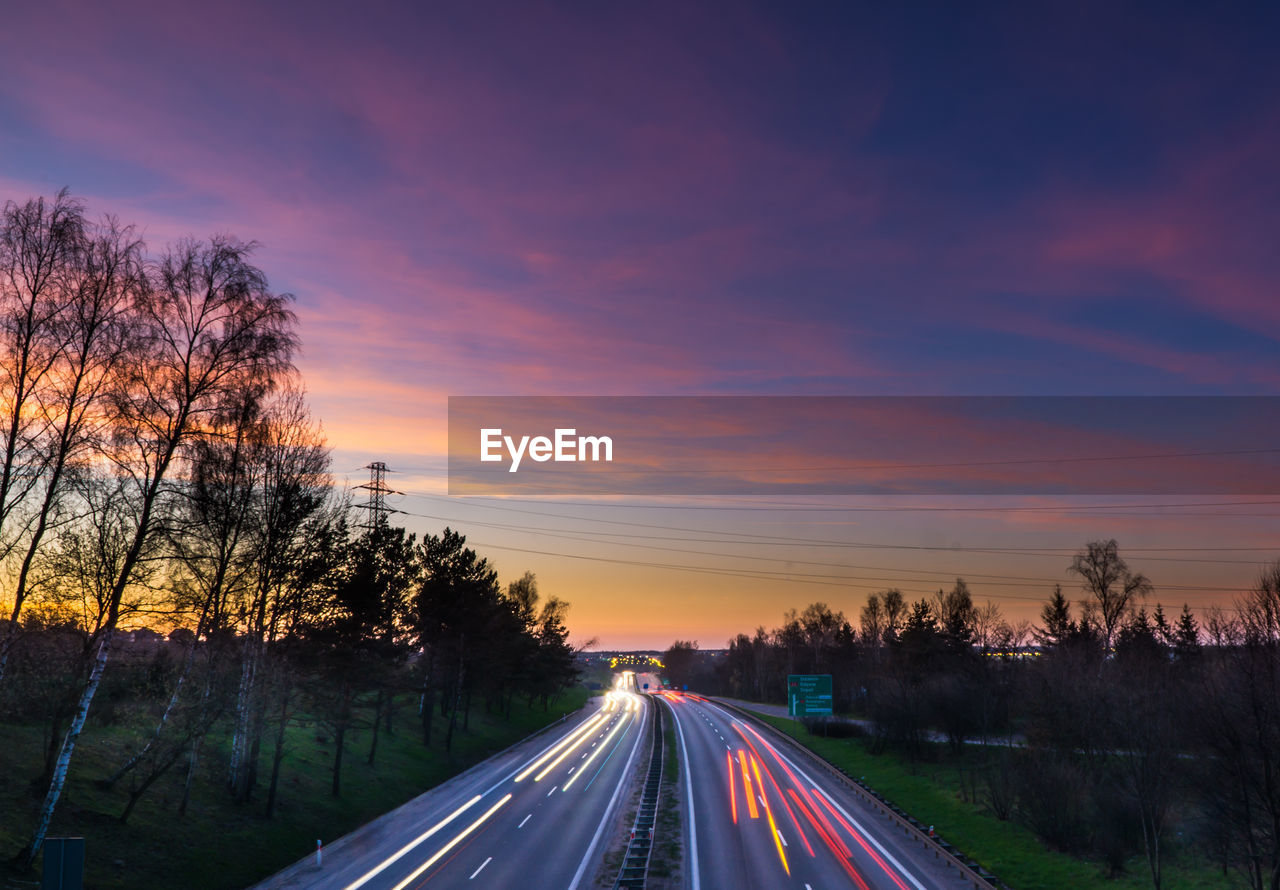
253 674 648 890
661 691 968 890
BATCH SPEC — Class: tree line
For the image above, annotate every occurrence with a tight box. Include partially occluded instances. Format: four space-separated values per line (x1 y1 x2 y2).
0 191 579 869
665 540 1280 890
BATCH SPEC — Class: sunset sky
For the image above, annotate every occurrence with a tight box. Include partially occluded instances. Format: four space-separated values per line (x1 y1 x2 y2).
2 1 1277 648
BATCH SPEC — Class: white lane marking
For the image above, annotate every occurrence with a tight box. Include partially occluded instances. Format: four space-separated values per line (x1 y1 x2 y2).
805 884 813 890
547 785 558 797
469 857 492 880
669 703 701 890
518 814 532 828
341 796 481 890
703 702 928 890
758 795 766 808
777 829 787 847
391 794 513 890
567 698 649 890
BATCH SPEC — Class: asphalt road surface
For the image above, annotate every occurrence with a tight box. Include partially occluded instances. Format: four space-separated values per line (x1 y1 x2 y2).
660 691 970 890
253 673 648 890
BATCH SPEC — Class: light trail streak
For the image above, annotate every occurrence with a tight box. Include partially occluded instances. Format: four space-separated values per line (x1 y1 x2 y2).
813 788 911 890
727 749 737 824
341 795 481 890
390 793 512 890
756 754 814 857
535 713 615 781
736 721 846 853
515 712 606 782
738 749 759 819
718 702 927 890
752 753 790 875
789 789 867 888
564 711 631 790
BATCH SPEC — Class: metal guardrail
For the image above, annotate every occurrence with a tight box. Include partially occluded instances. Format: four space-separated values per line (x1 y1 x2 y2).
712 699 1011 890
613 700 664 889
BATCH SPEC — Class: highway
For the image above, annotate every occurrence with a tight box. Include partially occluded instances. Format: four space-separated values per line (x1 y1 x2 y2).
660 691 969 890
253 673 649 890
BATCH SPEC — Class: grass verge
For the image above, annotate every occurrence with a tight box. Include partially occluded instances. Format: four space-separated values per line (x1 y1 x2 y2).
743 710 1232 890
0 689 587 890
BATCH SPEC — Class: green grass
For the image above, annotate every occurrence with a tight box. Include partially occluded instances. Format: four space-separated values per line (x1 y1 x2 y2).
744 711 1234 890
0 688 588 890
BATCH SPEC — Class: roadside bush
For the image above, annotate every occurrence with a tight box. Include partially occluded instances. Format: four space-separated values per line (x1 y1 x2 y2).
1016 750 1092 853
801 716 865 738
981 747 1017 821
1091 779 1141 876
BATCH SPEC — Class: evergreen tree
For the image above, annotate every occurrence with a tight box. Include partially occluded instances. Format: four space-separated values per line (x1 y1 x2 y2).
1037 585 1075 648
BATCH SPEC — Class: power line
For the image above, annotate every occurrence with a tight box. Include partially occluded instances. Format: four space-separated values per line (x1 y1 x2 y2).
398 490 1279 548
394 506 1264 598
393 508 1276 566
397 528 1258 607
404 489 1280 514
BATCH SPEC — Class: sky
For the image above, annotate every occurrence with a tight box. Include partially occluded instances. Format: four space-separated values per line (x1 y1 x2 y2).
2 1 1278 648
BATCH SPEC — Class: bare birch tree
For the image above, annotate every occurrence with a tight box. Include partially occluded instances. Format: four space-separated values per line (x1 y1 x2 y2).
17 236 296 866
1 206 141 681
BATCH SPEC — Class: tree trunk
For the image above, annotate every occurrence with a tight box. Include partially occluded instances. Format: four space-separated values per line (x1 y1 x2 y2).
445 663 465 753
265 683 291 819
421 684 435 746
228 633 258 797
0 623 18 686
107 629 201 788
445 695 459 753
178 647 221 818
367 690 383 766
178 736 201 817
331 724 346 797
245 703 266 801
18 629 113 868
119 741 187 824
40 709 66 788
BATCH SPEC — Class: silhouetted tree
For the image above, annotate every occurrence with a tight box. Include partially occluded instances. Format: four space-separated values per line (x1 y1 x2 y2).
663 640 700 690
1037 585 1075 649
18 233 296 866
1069 539 1152 653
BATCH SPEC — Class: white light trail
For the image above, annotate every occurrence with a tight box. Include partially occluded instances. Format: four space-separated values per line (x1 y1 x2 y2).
390 794 513 890
341 795 481 890
563 711 632 790
515 712 607 782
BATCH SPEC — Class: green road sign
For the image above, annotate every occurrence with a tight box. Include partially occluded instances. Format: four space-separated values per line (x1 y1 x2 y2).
787 674 833 717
